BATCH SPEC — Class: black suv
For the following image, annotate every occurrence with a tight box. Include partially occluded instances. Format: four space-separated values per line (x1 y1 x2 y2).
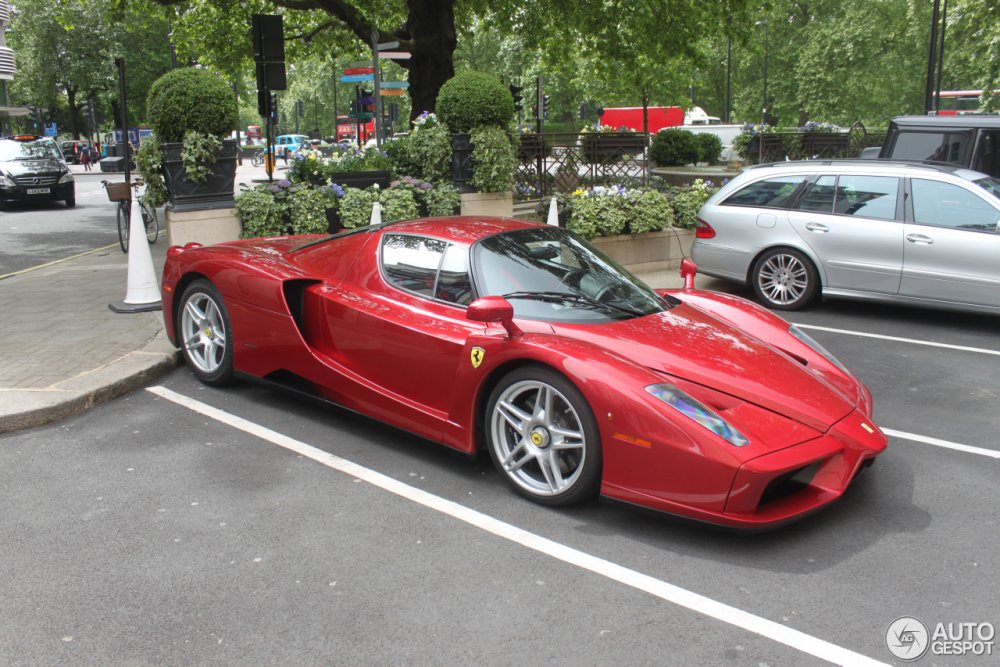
0 135 76 209
865 115 1000 178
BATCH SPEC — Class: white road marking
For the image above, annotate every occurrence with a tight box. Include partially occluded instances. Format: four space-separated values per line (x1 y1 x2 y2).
882 428 1000 459
793 323 1000 357
147 385 887 667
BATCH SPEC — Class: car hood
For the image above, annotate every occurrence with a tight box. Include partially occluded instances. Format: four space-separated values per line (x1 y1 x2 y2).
552 304 856 432
1 158 67 176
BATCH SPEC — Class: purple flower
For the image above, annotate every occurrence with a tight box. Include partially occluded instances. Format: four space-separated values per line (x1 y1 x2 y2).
267 184 280 193
418 182 433 191
277 179 292 188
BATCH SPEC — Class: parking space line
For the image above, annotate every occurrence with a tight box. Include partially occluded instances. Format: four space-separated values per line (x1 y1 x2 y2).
793 324 1000 357
148 385 887 667
882 428 1000 459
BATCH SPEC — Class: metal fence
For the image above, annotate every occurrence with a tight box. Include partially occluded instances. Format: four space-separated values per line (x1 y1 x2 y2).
514 132 651 201
745 124 886 164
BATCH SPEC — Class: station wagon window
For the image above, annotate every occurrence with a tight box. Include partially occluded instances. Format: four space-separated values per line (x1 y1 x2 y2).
723 175 808 209
833 175 899 220
381 234 446 297
911 179 1000 232
793 175 836 212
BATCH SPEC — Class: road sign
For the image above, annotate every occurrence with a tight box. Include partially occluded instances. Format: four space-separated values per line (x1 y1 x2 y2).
376 41 399 51
377 51 411 60
348 112 374 121
357 96 375 105
43 122 57 137
340 74 375 83
380 89 406 97
343 67 374 75
380 81 409 89
346 60 373 68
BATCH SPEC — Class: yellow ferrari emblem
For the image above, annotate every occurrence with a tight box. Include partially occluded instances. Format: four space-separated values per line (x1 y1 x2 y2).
860 422 875 434
470 347 485 369
531 432 543 445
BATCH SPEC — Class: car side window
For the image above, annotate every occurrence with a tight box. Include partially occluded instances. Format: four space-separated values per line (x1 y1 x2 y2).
435 244 474 305
382 234 447 297
911 179 1000 232
723 175 807 209
834 175 899 220
793 175 836 212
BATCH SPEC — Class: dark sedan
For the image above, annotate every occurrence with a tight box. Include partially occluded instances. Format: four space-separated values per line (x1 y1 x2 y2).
0 135 75 209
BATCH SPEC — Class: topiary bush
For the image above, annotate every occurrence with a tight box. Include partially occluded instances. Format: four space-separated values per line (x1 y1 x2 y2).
470 125 517 192
694 133 723 165
146 68 237 143
650 128 700 167
435 71 515 133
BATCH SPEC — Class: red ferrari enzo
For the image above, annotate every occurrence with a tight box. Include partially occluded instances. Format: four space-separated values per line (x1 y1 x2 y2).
161 217 886 529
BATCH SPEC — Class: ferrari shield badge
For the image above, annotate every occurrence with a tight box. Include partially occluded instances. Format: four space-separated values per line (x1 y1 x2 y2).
470 347 485 369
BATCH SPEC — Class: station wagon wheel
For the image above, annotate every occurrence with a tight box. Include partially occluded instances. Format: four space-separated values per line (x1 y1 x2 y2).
178 279 234 386
751 248 819 310
486 366 601 506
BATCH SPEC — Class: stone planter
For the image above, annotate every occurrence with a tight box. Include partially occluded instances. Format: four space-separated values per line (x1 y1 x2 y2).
450 133 475 194
161 138 238 212
589 228 695 273
582 134 645 164
460 191 513 217
327 170 392 190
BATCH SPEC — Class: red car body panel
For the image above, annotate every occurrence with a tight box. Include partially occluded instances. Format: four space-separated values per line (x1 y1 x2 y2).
161 217 887 529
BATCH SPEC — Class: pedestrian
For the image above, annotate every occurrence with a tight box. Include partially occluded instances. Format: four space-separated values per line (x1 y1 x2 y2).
80 144 92 171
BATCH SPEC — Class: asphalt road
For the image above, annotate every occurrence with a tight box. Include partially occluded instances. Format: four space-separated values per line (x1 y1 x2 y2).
1 292 997 665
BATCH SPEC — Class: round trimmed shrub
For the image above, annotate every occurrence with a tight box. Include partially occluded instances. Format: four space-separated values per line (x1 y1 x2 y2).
435 71 515 133
650 128 700 167
695 133 723 165
147 68 237 143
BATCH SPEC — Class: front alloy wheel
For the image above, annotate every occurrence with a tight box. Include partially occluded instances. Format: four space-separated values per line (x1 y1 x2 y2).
178 279 234 386
486 367 601 506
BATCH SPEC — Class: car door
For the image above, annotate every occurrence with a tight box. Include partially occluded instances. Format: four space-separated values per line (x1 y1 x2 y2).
899 177 1000 308
322 234 478 418
787 174 904 293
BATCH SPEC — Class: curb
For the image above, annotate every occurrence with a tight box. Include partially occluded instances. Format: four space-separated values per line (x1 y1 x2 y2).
0 336 181 435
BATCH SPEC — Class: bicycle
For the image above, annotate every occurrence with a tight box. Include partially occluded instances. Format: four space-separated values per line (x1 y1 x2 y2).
103 179 158 253
250 148 267 167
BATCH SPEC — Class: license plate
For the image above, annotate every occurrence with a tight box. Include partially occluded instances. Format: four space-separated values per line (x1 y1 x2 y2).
26 187 51 195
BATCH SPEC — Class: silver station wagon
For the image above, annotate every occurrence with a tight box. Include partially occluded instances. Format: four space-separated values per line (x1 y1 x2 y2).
691 160 1000 314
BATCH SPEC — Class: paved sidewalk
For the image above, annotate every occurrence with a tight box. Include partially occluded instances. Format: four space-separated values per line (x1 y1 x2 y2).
0 242 179 433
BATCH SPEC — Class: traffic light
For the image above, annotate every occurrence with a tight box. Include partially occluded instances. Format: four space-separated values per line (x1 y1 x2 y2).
542 95 550 120
509 85 523 113
269 92 278 123
296 99 304 116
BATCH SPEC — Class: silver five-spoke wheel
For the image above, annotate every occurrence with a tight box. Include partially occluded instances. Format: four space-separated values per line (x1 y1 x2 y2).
752 248 818 310
178 279 234 385
486 367 600 505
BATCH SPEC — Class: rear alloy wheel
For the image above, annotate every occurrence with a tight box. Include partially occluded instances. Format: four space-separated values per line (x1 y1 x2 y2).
751 248 819 310
178 279 234 386
486 366 601 506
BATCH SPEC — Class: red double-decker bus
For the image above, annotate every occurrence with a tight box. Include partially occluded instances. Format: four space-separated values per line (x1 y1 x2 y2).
935 90 1000 115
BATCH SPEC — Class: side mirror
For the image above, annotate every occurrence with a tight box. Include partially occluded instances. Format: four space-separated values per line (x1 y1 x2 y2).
467 296 522 338
680 258 698 290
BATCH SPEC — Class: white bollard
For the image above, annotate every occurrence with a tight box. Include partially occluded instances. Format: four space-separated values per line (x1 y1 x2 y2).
369 200 383 226
110 199 161 313
546 195 559 226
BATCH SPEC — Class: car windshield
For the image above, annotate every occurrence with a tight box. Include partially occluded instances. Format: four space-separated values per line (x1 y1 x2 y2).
0 139 62 162
972 176 1000 200
472 227 671 323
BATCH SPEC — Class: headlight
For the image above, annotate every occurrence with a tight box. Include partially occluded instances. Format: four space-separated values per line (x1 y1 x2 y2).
0 173 11 187
789 325 848 373
59 172 74 183
646 383 749 447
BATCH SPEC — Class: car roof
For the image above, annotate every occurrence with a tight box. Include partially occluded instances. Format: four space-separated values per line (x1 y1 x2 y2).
379 216 542 245
746 158 974 176
890 115 1000 129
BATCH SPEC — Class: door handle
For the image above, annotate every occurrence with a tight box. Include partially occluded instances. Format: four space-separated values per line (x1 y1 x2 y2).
804 222 829 233
906 233 934 245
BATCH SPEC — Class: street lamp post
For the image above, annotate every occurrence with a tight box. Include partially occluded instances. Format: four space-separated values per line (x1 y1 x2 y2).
759 20 769 125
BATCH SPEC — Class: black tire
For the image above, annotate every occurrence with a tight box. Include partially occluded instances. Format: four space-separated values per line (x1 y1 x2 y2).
65 198 76 208
485 365 601 506
141 201 158 244
751 247 819 310
177 279 234 386
116 202 129 253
